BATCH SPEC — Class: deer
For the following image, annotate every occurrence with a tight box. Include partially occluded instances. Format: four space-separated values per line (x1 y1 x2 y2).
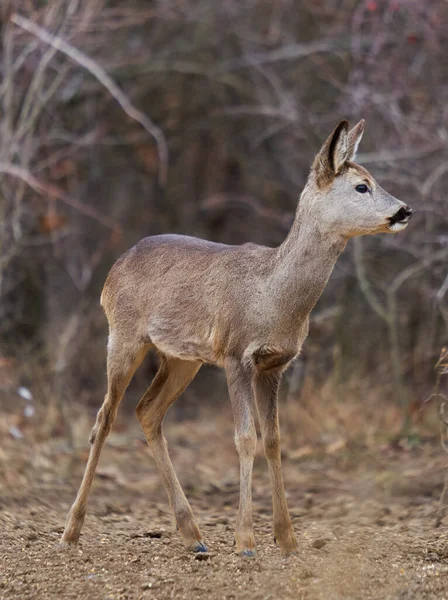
60 120 412 557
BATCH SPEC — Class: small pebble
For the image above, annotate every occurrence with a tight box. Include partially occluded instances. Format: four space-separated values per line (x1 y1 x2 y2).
141 582 153 590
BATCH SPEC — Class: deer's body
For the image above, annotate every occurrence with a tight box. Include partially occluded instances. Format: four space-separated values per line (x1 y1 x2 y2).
102 224 335 367
61 120 412 557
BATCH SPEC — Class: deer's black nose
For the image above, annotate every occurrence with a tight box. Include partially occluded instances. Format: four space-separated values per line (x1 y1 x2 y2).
390 206 413 225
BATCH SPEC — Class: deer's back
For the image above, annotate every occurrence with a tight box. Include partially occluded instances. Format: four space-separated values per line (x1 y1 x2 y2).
101 235 293 365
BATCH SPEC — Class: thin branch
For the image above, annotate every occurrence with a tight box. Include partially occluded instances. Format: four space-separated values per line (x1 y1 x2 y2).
10 12 168 186
357 144 447 165
0 39 39 101
353 237 389 322
15 32 61 141
213 105 297 121
215 40 338 73
390 248 448 295
0 162 119 231
421 163 448 199
33 130 99 172
430 348 448 527
201 193 292 230
437 272 448 303
1 23 15 149
15 62 71 143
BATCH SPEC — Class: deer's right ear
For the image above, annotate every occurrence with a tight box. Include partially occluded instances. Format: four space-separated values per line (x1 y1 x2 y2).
313 120 350 184
347 119 365 162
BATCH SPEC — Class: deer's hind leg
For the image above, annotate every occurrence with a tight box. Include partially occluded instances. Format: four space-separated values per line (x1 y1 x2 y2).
61 333 149 546
136 355 205 551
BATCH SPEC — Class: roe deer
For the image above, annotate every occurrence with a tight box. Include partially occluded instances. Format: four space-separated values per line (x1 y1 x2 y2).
61 120 412 556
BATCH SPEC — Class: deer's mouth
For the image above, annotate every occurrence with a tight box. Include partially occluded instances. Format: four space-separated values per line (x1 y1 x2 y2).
388 206 413 232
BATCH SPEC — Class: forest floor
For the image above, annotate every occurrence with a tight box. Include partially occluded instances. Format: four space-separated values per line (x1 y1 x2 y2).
2 408 448 600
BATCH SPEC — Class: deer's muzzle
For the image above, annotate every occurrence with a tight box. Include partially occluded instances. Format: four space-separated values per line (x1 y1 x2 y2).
389 206 413 226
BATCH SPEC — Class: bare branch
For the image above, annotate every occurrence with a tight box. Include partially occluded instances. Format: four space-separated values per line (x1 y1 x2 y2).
421 163 448 199
431 348 448 527
10 12 168 186
214 105 298 122
390 248 448 295
215 40 339 73
357 144 447 165
15 62 71 143
353 237 389 322
0 162 119 231
436 272 448 328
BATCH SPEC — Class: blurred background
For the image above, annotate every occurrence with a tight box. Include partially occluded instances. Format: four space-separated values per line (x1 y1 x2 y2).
1 0 447 451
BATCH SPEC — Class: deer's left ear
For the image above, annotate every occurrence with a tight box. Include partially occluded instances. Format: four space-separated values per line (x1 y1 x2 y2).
328 120 350 173
346 119 365 162
313 120 349 183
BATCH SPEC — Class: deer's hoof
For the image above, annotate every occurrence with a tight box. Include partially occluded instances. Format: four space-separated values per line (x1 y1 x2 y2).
193 541 208 553
239 549 256 558
58 539 77 550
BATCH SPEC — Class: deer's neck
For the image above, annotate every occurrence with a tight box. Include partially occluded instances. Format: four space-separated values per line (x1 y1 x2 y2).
271 192 347 320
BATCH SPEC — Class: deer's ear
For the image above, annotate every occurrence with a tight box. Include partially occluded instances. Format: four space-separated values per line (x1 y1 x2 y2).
347 119 365 161
313 120 350 183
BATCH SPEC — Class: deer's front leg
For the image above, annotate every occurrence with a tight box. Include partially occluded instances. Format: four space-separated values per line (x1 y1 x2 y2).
225 358 257 557
255 369 298 556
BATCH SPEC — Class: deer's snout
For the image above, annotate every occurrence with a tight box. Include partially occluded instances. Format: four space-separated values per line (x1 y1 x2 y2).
389 205 413 226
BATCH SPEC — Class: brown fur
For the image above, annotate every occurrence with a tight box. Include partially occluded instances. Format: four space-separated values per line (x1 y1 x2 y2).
61 120 412 557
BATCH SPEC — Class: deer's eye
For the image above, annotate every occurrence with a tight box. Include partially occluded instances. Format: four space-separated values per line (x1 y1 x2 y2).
355 184 369 194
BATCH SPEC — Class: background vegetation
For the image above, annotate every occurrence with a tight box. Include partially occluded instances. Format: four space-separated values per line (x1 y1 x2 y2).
1 0 447 446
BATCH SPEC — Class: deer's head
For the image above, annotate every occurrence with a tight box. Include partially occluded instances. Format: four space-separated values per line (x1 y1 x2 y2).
309 120 412 238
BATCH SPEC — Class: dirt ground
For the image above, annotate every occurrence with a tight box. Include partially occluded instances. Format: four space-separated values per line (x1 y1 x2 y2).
2 409 448 600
